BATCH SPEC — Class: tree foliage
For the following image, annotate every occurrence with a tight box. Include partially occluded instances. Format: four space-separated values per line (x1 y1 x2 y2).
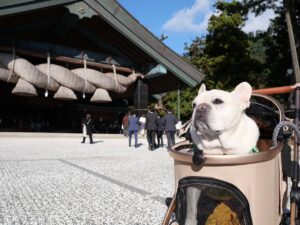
163 1 263 120
162 87 197 120
162 0 300 120
196 1 264 90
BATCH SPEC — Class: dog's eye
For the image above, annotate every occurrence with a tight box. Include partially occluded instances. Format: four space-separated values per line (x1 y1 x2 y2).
212 98 223 104
192 102 196 108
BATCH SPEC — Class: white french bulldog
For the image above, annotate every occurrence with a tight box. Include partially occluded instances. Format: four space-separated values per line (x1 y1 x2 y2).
190 81 259 155
185 82 259 225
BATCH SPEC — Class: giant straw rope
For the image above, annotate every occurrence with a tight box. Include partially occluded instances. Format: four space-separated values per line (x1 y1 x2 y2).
0 53 144 102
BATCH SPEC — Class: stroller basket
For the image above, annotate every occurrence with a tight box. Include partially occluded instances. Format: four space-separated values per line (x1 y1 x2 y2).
163 94 286 225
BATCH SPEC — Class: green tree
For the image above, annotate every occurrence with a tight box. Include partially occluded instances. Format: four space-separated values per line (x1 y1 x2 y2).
201 1 263 90
163 1 263 120
244 0 300 86
162 87 198 121
163 1 261 119
163 0 300 119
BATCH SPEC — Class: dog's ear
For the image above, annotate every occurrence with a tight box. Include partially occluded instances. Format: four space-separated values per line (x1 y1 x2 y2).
231 82 252 109
198 83 206 95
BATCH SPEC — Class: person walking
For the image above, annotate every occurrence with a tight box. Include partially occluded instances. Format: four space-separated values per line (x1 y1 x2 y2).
122 113 129 137
163 108 178 150
145 106 157 150
139 114 146 137
156 112 164 148
81 114 94 144
128 110 140 148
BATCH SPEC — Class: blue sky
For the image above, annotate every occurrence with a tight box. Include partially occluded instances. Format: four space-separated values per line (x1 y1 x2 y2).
118 0 277 55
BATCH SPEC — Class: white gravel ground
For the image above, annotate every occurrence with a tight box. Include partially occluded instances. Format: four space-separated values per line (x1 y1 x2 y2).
0 135 176 225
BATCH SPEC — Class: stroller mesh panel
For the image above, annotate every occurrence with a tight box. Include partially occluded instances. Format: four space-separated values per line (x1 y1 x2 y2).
176 177 252 225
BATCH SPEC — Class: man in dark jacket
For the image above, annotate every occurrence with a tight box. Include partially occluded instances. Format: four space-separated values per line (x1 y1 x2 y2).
156 112 164 148
81 114 94 144
163 108 178 150
128 110 140 148
145 106 157 150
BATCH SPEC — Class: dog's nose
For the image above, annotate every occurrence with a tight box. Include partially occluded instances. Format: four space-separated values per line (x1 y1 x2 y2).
197 103 210 111
195 103 210 121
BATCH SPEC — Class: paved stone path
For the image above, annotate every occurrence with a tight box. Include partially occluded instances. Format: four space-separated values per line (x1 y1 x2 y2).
0 135 175 225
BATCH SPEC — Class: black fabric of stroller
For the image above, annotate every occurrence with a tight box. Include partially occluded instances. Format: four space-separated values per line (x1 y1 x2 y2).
176 177 252 225
246 96 281 139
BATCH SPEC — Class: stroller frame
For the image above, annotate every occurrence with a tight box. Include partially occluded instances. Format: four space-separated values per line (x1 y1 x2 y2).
162 94 286 225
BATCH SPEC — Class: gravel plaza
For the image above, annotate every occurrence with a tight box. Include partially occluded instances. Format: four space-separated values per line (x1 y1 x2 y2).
0 133 176 225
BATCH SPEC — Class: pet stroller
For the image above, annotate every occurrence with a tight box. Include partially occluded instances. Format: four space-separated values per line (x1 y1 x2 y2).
162 92 299 225
161 1 300 223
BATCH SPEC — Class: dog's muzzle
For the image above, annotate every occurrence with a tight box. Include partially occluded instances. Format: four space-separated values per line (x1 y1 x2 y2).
194 103 210 121
193 103 211 131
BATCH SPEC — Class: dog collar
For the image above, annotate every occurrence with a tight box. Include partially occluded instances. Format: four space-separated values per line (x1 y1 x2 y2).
249 147 259 153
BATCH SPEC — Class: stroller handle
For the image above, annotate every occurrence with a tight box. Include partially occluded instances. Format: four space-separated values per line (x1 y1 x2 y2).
253 84 300 95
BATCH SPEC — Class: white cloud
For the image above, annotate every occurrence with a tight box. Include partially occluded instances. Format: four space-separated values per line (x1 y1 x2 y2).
243 9 276 33
163 0 277 34
162 0 213 33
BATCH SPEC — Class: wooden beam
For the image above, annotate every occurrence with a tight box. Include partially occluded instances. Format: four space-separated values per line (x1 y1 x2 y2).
0 45 134 73
65 1 96 19
75 24 137 68
0 35 133 68
0 0 78 17
0 18 58 34
44 2 97 41
45 12 80 41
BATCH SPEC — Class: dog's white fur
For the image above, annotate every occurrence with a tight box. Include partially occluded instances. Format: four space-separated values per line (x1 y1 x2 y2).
190 82 259 155
185 82 259 225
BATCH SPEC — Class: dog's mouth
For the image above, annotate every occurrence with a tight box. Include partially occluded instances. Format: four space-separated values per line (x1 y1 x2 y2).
193 118 222 134
193 119 209 132
192 108 223 134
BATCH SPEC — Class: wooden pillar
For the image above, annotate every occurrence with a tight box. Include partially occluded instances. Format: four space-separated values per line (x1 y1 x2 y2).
134 79 148 117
